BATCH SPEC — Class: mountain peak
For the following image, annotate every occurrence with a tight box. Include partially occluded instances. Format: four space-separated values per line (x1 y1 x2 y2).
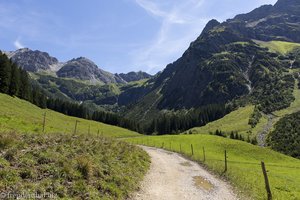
74 56 89 60
57 57 126 84
5 48 59 72
202 19 220 34
16 48 30 53
70 56 94 63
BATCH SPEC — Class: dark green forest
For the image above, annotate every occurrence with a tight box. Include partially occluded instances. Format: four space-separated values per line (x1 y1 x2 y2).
268 111 300 158
145 104 230 135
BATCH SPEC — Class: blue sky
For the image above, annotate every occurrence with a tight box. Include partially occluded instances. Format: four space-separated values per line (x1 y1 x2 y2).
0 0 277 74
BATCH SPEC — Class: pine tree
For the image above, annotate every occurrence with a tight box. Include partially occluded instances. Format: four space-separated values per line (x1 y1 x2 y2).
0 53 11 94
32 87 42 107
9 63 21 96
230 131 235 139
39 94 47 109
239 134 244 141
234 133 239 140
19 69 31 100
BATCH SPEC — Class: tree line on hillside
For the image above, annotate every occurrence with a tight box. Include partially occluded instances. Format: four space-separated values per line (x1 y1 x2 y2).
142 104 231 135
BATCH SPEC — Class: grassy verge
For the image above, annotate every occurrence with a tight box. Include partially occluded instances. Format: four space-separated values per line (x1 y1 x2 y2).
125 135 300 200
0 132 150 199
0 93 139 137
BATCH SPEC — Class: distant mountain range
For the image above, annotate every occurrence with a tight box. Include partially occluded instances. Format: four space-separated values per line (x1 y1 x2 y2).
4 48 152 84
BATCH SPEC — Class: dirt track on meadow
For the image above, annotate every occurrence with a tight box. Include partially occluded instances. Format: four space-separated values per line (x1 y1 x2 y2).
130 146 239 200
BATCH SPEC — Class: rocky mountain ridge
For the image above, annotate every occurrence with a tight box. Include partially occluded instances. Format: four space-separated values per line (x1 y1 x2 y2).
4 48 151 84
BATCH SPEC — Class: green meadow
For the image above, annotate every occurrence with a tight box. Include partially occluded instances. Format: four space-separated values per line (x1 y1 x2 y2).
254 40 300 54
0 93 139 137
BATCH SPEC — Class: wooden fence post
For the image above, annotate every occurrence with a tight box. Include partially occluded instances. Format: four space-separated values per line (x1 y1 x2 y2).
203 147 206 162
261 161 272 200
42 112 46 133
191 144 194 156
224 150 227 172
162 142 164 148
74 120 79 135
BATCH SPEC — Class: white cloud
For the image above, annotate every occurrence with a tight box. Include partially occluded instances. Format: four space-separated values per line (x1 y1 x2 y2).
135 0 187 24
132 0 208 74
14 38 25 49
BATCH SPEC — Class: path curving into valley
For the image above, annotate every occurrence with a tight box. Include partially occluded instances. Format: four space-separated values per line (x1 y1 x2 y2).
129 146 239 200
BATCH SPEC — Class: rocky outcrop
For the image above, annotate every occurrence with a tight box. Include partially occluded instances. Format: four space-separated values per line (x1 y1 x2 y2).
5 48 59 72
57 57 125 84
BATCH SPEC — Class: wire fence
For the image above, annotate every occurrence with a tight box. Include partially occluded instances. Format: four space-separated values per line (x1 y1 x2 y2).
129 138 300 200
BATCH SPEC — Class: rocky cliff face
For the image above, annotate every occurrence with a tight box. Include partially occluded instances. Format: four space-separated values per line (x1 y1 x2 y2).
5 48 59 72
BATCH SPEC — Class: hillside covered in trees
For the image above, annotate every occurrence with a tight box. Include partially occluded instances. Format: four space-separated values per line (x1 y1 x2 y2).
268 111 300 158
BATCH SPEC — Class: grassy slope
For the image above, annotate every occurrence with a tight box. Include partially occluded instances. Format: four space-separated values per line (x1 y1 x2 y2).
126 135 300 200
190 105 267 138
0 93 139 137
0 132 150 199
0 94 150 199
254 40 300 54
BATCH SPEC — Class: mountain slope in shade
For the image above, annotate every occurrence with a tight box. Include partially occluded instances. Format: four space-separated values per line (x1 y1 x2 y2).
125 0 300 121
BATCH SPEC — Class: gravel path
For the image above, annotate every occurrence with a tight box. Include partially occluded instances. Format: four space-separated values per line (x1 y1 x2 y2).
130 146 239 200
